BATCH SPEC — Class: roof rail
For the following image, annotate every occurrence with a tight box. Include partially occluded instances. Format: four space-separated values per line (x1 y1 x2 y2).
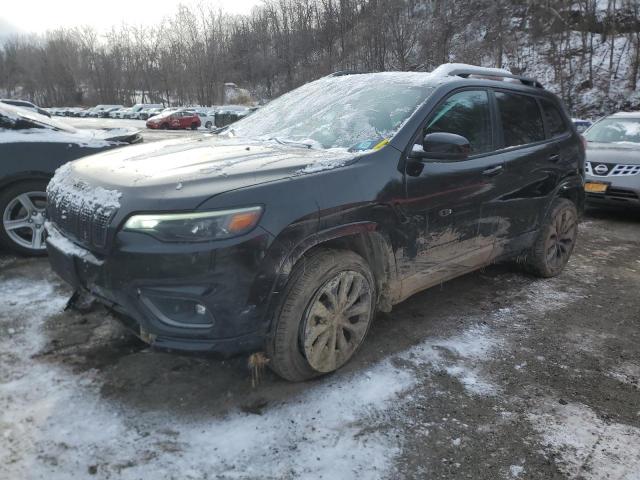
329 70 369 77
432 63 544 89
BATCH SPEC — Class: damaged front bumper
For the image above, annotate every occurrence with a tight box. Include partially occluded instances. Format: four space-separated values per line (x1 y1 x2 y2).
46 223 274 356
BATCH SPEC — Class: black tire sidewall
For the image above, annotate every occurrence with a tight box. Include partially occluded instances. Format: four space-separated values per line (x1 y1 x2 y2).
267 249 376 382
529 198 578 277
0 180 49 256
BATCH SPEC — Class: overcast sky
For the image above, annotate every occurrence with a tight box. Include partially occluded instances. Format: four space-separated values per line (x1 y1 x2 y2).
0 0 262 37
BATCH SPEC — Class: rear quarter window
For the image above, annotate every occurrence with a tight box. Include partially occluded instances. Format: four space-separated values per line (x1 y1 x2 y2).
495 91 545 147
540 99 569 138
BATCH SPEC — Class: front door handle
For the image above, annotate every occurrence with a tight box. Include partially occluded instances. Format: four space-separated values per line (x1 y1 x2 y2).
482 165 503 176
548 154 561 162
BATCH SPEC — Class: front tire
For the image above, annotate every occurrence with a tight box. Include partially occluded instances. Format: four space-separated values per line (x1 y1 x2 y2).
525 198 578 278
190 122 198 130
267 249 376 382
0 180 49 256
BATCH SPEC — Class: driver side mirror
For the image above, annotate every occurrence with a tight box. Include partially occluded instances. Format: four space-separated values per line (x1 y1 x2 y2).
411 132 471 161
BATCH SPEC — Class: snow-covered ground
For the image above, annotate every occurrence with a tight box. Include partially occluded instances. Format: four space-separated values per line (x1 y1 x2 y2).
1 212 640 479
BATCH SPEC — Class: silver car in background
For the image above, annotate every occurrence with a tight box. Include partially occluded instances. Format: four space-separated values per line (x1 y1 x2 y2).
584 112 640 208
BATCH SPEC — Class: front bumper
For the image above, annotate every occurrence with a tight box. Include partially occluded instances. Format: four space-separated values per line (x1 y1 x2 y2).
46 223 277 355
585 173 640 208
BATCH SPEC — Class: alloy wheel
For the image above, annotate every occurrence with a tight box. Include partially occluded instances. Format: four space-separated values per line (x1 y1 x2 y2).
544 207 577 270
301 270 373 373
2 191 48 251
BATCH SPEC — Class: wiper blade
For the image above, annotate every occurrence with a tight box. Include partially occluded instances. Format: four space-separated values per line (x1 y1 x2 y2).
269 137 313 149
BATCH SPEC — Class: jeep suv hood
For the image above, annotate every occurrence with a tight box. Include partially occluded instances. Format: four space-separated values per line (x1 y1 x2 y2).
54 136 356 211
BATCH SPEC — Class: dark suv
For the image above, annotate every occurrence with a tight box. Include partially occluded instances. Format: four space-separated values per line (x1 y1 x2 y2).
45 65 584 381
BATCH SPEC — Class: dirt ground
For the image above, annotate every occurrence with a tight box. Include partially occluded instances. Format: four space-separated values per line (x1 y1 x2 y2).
1 207 639 480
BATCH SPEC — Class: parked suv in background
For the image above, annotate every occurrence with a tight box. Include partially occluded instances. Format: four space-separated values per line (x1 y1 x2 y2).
46 64 584 381
583 111 640 208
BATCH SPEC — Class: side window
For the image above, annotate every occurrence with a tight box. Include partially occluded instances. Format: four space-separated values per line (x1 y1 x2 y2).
422 90 493 155
495 91 545 147
540 99 568 138
0 115 42 130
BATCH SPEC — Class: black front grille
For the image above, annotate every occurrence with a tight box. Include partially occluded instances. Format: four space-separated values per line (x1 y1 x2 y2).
607 188 639 200
47 192 117 249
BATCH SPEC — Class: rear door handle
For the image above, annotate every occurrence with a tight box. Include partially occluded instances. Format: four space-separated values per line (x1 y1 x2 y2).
548 154 561 162
482 165 503 176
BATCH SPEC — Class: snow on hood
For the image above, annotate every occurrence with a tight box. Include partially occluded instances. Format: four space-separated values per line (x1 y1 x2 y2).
47 162 123 211
61 136 357 191
0 127 138 148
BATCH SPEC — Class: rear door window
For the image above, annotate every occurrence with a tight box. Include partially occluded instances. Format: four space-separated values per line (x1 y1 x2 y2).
423 90 493 155
540 99 569 138
495 91 545 147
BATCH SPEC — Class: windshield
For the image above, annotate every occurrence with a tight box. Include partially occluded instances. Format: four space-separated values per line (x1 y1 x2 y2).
0 103 77 132
229 73 435 149
584 118 640 144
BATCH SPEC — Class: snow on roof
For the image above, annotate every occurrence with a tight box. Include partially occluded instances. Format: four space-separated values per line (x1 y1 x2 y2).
431 63 513 77
611 111 640 118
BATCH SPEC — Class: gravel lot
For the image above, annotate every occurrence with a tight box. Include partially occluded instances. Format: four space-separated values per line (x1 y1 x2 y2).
0 121 639 479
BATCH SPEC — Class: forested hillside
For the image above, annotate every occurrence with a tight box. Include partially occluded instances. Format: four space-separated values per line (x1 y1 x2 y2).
1 0 639 116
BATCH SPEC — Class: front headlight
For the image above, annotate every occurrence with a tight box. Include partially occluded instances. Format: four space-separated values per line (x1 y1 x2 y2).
123 206 263 242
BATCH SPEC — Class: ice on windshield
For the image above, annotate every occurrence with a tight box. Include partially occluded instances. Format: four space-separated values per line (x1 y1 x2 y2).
230 73 435 149
585 118 640 144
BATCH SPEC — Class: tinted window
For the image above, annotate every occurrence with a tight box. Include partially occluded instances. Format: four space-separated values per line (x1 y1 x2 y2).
423 90 492 155
496 92 545 147
541 99 568 137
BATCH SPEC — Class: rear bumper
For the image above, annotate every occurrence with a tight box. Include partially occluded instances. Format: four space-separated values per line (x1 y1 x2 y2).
46 223 277 356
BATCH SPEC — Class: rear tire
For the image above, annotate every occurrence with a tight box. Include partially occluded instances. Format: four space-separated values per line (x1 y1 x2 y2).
267 249 376 382
0 180 49 256
191 122 198 130
205 121 212 129
525 198 578 278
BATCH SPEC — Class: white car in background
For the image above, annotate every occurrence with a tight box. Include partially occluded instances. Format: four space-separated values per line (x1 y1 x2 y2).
143 107 164 119
190 108 217 129
127 104 164 119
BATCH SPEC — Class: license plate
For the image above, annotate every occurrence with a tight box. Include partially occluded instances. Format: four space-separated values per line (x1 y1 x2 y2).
585 182 608 193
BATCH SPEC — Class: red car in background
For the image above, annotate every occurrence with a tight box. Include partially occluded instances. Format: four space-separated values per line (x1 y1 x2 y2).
146 109 201 130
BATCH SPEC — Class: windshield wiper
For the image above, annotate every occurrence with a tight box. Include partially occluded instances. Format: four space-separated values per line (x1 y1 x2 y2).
269 137 313 149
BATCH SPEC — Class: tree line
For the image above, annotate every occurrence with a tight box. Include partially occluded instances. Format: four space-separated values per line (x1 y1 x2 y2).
1 0 639 116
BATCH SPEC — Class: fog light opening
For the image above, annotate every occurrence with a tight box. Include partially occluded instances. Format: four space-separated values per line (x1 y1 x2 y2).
140 294 214 329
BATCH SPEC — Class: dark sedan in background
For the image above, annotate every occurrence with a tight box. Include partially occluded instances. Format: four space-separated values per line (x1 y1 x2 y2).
0 103 141 255
583 111 640 209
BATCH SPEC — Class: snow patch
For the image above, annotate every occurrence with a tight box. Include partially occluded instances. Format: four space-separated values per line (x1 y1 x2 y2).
509 465 525 477
47 162 122 211
44 222 103 265
529 401 640 480
0 275 503 479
